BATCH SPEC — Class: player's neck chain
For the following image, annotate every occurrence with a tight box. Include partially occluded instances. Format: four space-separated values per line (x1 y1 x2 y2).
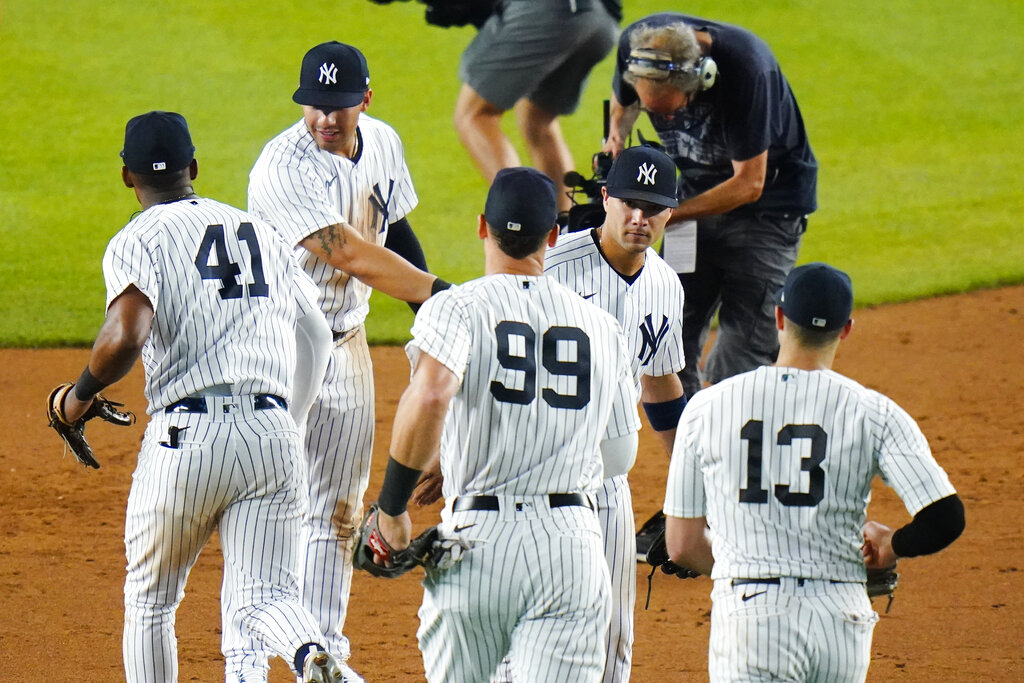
158 192 200 205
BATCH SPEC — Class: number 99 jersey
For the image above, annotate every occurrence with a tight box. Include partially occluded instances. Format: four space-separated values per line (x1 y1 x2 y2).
102 197 304 414
407 274 640 500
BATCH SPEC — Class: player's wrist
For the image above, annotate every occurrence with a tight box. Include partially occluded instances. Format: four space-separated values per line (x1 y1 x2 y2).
74 366 109 401
378 456 423 516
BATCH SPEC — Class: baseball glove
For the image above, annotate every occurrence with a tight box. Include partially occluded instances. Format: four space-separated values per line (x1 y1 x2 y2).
352 503 447 579
645 529 701 580
866 564 899 613
45 382 136 469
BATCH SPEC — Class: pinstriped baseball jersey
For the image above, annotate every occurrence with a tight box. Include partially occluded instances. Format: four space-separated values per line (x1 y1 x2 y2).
541 227 684 683
408 274 640 499
544 228 686 392
665 366 957 582
247 114 417 333
103 197 304 413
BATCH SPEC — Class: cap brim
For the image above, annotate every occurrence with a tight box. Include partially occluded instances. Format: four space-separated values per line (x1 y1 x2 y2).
607 188 678 209
292 88 366 108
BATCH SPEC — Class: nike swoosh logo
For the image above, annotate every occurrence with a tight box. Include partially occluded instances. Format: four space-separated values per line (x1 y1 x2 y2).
453 524 476 533
581 292 597 300
741 590 768 601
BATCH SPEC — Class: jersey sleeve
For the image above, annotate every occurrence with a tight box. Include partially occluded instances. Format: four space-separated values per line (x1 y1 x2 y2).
721 67 774 162
406 289 472 383
102 226 158 312
664 396 708 519
603 324 642 441
248 156 345 247
874 397 957 516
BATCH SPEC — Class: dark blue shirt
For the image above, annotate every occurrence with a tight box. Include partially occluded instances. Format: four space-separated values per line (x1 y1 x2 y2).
614 13 817 216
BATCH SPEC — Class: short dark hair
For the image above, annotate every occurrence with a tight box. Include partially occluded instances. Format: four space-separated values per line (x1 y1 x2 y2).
490 226 549 259
131 166 191 191
789 319 844 349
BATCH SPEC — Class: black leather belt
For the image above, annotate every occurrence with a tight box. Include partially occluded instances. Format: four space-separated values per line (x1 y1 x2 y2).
731 577 854 587
165 394 287 413
453 493 591 512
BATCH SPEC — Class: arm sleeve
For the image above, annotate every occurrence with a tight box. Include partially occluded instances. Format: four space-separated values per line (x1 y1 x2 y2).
248 156 345 246
664 398 707 518
291 304 332 428
103 226 159 312
406 290 472 383
385 217 429 313
891 494 965 558
602 324 642 441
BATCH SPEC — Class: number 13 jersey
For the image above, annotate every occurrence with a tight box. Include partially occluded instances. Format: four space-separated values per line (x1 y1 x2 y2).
665 366 957 581
103 197 308 414
407 274 641 500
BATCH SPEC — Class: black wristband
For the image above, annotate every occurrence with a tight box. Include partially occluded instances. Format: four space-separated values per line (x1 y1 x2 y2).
431 277 452 297
642 395 687 432
378 456 424 516
74 366 109 401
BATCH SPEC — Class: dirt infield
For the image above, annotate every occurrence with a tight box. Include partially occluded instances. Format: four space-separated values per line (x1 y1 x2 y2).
3 286 1022 681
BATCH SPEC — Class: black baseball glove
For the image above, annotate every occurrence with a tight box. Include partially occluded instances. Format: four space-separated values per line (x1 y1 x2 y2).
645 529 701 579
352 503 447 579
46 382 136 469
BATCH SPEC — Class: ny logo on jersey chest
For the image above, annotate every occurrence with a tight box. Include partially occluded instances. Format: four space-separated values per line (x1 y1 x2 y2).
638 313 670 366
369 180 394 234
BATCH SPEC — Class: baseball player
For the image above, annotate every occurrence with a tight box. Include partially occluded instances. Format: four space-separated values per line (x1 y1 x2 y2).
56 111 347 682
664 262 966 681
528 145 686 682
367 168 641 682
245 41 449 680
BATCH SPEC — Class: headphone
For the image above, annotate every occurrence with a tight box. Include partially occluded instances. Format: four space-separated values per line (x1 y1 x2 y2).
626 48 718 91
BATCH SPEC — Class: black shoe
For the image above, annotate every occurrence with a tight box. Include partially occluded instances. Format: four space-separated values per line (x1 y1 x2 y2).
635 510 666 563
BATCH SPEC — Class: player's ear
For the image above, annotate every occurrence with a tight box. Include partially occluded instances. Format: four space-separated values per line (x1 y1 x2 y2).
547 225 559 247
838 318 854 340
477 214 488 240
121 167 134 189
188 159 198 181
361 89 373 111
774 306 785 331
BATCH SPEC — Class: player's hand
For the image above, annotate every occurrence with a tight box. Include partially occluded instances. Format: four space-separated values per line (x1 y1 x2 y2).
374 509 412 566
602 132 625 158
862 520 898 569
412 452 444 507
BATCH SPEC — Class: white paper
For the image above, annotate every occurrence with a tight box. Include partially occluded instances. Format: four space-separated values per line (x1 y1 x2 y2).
662 220 697 273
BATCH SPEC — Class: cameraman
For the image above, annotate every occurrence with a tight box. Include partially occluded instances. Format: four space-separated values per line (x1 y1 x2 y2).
454 0 621 212
606 12 817 400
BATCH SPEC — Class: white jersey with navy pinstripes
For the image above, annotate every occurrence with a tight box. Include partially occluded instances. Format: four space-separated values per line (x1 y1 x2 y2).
102 197 303 413
247 114 417 332
407 274 641 498
544 228 686 392
665 366 957 581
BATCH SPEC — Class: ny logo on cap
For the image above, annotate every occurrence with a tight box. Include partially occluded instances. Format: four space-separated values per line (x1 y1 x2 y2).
506 221 522 232
319 62 338 85
637 162 658 185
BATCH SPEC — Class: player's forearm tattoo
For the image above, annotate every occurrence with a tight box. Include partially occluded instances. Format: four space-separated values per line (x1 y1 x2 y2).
314 223 347 257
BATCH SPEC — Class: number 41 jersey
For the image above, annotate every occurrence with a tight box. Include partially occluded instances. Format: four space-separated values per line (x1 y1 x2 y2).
665 366 957 582
103 197 303 414
407 274 641 500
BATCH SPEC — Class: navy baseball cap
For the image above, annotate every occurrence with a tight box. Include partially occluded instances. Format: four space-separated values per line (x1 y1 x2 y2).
120 111 195 175
605 146 678 208
484 167 558 237
293 41 370 108
778 263 854 331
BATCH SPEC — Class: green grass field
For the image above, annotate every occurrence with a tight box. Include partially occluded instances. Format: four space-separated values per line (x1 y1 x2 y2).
1 0 1021 346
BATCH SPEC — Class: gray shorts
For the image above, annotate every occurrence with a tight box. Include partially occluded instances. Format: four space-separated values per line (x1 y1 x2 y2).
459 0 618 114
